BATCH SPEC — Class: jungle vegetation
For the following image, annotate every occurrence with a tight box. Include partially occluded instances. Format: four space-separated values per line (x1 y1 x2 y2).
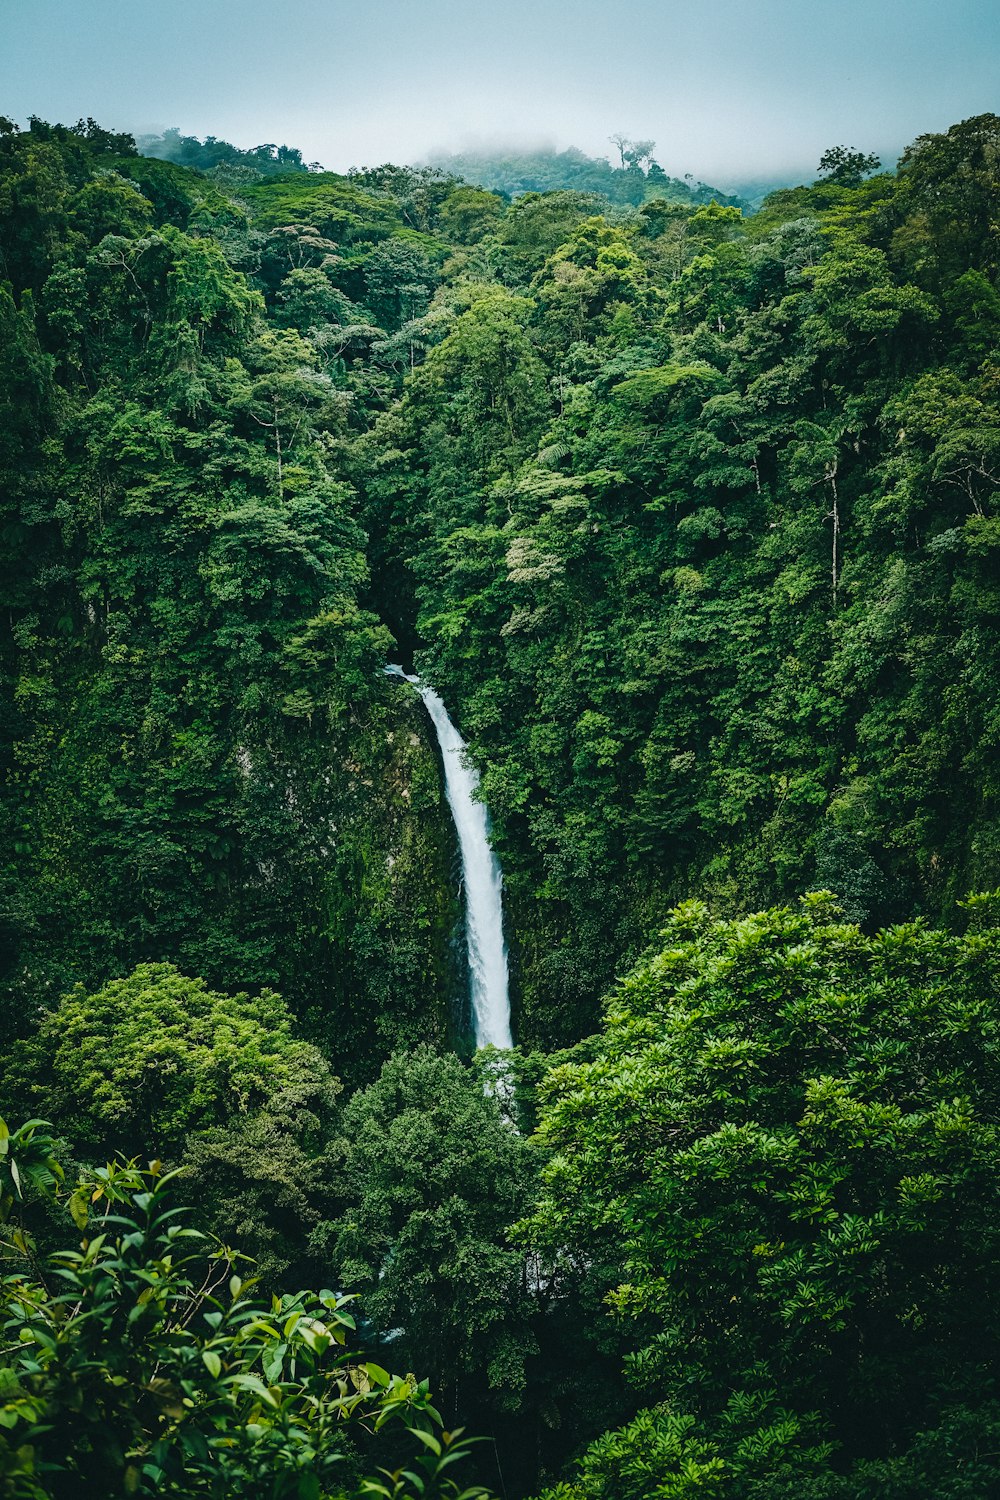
425 138 743 209
2 109 1000 1497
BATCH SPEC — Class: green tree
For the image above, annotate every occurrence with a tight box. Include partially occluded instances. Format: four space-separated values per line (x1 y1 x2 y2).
6 963 338 1160
436 188 504 245
816 146 881 187
527 897 1000 1496
312 1048 536 1414
895 113 1000 279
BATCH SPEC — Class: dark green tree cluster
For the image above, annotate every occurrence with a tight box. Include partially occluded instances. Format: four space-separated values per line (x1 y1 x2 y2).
0 116 476 1077
0 957 614 1496
7 895 1000 1497
527 895 1000 1497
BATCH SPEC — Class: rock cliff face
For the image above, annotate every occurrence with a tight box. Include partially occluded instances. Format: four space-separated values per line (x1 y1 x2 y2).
317 686 466 1081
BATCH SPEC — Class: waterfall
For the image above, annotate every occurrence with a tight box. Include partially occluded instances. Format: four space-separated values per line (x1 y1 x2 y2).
386 666 513 1051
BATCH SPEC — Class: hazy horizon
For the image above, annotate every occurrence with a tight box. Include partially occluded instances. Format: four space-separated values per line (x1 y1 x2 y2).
3 0 999 190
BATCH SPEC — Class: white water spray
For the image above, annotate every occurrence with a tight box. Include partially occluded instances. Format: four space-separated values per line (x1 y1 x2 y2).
386 666 513 1051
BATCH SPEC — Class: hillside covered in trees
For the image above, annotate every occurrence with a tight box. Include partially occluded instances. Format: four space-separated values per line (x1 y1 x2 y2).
427 138 744 209
2 109 1000 1498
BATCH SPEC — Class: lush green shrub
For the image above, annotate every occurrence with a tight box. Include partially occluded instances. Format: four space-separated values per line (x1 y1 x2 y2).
0 1138 493 1499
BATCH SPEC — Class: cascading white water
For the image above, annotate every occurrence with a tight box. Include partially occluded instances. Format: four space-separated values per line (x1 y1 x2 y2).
386 665 513 1050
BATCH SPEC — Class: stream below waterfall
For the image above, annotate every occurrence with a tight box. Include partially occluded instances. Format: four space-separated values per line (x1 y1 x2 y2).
385 666 513 1051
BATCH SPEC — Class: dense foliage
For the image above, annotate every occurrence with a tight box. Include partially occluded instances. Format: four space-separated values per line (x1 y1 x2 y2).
527 895 1000 1496
361 113 1000 1045
9 963 338 1155
3 103 1000 1497
0 1140 491 1499
136 129 322 181
427 141 741 209
0 114 462 1078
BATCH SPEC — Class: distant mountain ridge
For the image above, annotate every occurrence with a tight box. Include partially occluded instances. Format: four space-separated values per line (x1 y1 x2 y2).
135 127 754 207
425 141 745 208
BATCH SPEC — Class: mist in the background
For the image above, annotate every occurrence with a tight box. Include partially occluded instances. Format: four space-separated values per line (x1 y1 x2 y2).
2 0 999 188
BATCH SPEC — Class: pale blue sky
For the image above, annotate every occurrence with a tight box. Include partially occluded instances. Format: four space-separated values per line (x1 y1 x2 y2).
2 0 998 188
